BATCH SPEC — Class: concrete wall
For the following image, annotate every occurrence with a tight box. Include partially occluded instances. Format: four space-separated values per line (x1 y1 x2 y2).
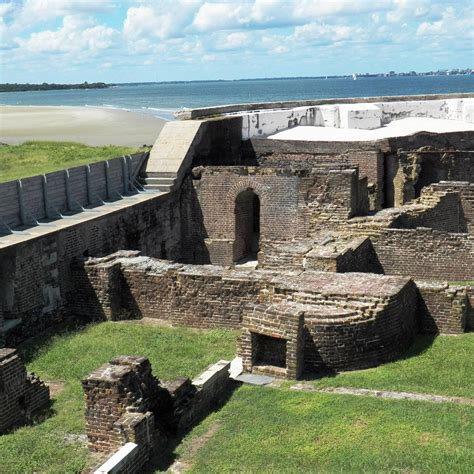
0 152 146 230
176 95 474 139
237 98 474 139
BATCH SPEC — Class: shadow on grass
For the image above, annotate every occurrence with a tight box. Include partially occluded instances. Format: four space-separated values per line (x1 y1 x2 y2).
143 382 241 473
301 334 437 382
17 319 99 366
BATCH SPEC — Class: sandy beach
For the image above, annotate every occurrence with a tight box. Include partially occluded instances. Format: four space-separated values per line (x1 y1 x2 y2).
0 105 167 147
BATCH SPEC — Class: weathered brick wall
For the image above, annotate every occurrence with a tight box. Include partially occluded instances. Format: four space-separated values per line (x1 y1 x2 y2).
247 139 384 209
426 181 474 234
303 283 417 373
373 228 474 281
78 255 427 372
259 237 383 274
182 166 365 265
121 265 263 329
391 191 463 233
82 355 166 453
0 348 50 433
417 283 469 334
84 356 233 473
385 149 474 207
241 303 304 379
0 191 181 346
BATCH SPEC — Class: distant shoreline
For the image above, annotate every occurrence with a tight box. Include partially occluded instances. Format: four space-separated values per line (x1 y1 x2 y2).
0 82 109 93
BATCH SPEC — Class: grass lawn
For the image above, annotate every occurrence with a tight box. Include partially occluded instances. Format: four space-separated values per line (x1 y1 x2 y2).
0 322 238 474
175 334 474 473
309 334 474 398
0 141 141 183
178 385 473 473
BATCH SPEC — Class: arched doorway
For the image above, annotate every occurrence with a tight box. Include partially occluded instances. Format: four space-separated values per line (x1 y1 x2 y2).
234 189 260 262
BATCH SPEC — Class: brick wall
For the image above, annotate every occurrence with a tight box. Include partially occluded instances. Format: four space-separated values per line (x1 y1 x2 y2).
0 191 181 345
182 166 366 265
0 348 50 433
78 254 423 372
417 283 469 334
373 228 474 281
84 356 233 473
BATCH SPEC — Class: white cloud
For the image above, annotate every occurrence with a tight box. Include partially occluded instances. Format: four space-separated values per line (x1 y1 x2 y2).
294 22 363 43
16 15 117 53
416 6 473 37
124 1 200 42
23 0 115 20
216 32 249 50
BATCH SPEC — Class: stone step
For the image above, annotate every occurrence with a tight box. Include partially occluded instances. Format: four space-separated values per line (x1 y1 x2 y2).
143 184 174 192
144 177 176 185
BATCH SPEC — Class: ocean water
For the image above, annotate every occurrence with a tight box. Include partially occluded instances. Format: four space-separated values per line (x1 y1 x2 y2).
1 75 473 121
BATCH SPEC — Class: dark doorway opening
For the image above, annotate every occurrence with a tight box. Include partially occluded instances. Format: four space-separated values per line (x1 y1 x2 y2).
253 333 287 368
234 189 260 262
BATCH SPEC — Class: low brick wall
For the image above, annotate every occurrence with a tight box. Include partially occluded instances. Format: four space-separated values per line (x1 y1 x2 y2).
84 356 233 473
417 282 471 334
0 348 50 433
78 253 423 373
373 228 474 281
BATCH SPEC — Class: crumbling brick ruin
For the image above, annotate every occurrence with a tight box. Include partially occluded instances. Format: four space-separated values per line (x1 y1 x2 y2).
0 348 50 434
1 94 473 380
82 356 232 471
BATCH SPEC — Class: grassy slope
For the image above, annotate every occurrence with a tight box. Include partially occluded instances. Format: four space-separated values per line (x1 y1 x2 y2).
176 334 474 473
0 322 237 474
310 334 474 398
0 141 139 183
182 386 473 473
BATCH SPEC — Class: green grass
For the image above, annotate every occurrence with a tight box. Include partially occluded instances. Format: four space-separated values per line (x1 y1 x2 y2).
308 334 474 398
2 326 472 473
0 141 140 182
0 322 237 474
178 385 474 473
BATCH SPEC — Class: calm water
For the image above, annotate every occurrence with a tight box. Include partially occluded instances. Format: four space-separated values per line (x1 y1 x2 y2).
1 76 473 121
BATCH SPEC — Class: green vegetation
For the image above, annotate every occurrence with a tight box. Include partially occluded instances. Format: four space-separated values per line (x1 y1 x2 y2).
175 334 474 472
0 141 139 183
0 322 237 474
309 334 474 398
0 82 109 93
2 327 472 473
178 385 473 473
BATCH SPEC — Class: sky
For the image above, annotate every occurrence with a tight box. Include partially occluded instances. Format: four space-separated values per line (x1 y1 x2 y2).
0 0 473 83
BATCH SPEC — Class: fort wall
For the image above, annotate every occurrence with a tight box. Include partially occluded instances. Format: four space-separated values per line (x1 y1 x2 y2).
76 253 419 372
0 191 182 344
0 152 147 230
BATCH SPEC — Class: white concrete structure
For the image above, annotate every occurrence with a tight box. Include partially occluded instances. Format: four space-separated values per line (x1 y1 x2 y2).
339 103 382 130
268 117 474 142
234 98 474 140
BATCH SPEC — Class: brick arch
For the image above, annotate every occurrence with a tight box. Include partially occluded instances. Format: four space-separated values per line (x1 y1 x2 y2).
226 178 268 204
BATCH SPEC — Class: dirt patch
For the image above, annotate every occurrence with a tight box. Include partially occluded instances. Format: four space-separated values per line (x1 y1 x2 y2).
46 381 65 398
169 421 222 473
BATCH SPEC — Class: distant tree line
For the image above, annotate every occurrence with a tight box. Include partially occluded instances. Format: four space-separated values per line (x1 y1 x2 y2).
0 82 109 92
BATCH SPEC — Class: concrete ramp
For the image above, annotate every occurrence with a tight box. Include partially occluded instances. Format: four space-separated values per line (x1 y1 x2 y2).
144 120 204 192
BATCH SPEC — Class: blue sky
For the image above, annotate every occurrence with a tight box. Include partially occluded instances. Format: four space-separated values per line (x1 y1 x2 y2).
1 0 473 83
